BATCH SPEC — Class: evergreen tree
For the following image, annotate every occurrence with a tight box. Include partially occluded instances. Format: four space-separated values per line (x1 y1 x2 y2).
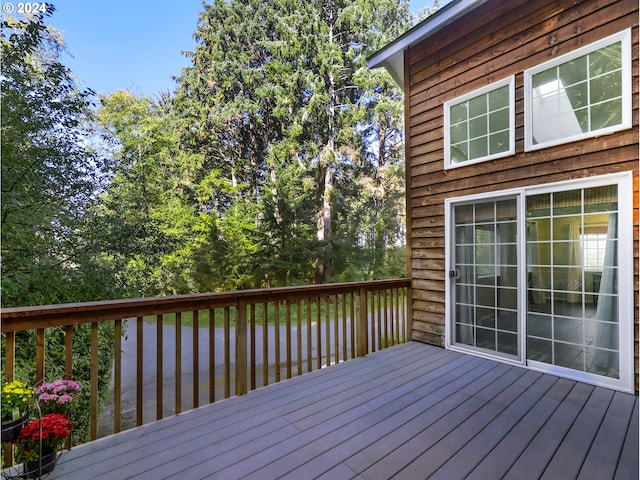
175 0 412 287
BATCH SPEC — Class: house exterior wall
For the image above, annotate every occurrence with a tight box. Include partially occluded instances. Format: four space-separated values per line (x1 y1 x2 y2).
405 0 638 386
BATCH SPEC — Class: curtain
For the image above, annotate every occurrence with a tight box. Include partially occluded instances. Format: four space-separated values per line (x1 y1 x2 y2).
526 222 545 304
590 213 618 373
566 220 583 303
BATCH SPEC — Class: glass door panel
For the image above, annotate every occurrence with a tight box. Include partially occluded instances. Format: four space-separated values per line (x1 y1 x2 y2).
452 198 519 357
526 184 619 379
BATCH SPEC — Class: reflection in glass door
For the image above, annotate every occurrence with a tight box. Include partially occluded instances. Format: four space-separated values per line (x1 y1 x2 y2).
452 198 519 357
526 185 620 379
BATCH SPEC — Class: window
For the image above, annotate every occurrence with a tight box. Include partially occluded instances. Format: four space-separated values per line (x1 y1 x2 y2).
444 77 514 169
525 29 631 151
581 229 607 271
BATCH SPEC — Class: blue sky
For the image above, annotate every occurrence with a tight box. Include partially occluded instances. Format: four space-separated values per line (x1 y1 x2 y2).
36 1 440 99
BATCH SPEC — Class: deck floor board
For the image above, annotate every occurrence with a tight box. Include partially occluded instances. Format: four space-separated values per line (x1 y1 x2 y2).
40 342 637 480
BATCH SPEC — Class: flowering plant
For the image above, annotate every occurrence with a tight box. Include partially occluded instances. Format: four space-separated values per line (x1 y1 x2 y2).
1 381 33 422
15 414 73 462
35 379 82 415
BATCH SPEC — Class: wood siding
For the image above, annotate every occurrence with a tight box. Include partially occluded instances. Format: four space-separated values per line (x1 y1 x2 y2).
405 0 639 386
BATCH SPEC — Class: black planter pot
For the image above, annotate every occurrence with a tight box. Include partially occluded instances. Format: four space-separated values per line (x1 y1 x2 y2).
23 449 59 479
1 412 28 444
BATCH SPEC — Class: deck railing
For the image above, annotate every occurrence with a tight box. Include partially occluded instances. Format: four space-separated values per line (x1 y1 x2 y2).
1 279 409 456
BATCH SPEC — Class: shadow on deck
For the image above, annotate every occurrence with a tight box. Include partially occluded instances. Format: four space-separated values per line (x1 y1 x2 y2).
47 342 638 479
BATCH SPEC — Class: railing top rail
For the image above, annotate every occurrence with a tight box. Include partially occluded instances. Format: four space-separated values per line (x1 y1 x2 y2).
1 278 410 333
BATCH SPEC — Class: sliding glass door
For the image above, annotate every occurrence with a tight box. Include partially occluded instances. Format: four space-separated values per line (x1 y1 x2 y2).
447 174 633 392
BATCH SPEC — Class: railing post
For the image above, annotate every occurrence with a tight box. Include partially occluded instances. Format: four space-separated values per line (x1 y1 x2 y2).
235 300 248 396
356 287 369 357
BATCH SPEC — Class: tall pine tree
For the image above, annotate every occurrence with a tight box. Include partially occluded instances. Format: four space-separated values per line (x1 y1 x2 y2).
174 0 413 287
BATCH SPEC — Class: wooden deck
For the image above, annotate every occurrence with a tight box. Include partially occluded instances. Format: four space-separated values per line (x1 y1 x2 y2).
47 342 637 479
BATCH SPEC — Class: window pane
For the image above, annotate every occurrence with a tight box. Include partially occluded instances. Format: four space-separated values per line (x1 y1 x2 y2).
469 137 488 159
450 103 468 123
489 108 509 131
469 116 488 138
489 86 509 109
527 194 550 217
590 42 622 76
591 71 622 103
489 131 509 155
559 55 587 86
532 68 557 89
591 99 622 130
468 95 487 117
565 83 588 109
475 203 495 222
553 191 582 215
450 122 467 144
584 185 617 212
451 144 468 163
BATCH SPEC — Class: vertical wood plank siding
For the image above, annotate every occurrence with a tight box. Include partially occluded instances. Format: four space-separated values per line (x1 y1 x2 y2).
405 0 639 387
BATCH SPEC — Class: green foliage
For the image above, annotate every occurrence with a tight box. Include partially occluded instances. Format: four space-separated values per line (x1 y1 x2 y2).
0 10 116 306
0 7 116 445
170 0 413 289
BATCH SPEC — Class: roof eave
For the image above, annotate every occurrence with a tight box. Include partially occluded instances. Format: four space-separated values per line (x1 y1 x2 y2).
367 0 489 89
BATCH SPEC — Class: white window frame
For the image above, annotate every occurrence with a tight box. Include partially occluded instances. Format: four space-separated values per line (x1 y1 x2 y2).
445 172 634 393
524 29 632 152
444 76 515 169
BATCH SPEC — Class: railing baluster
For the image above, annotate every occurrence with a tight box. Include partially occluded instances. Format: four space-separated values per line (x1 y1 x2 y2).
340 294 348 362
250 303 256 391
65 325 73 377
3 331 15 382
333 295 339 365
224 307 230 398
262 303 269 387
36 328 45 383
296 300 302 377
193 309 199 409
235 300 248 396
136 316 143 427
350 293 355 359
394 288 399 345
2 332 15 468
384 289 389 349
114 319 122 434
306 299 312 373
175 312 182 413
63 325 74 449
316 297 322 370
325 297 331 368
401 287 407 341
157 314 163 420
356 288 368 357
209 308 215 404
275 300 281 383
90 322 99 440
286 300 292 379
377 291 383 351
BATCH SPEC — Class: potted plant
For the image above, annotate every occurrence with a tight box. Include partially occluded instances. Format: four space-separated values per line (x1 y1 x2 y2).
35 379 82 415
15 413 73 478
1 380 33 444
